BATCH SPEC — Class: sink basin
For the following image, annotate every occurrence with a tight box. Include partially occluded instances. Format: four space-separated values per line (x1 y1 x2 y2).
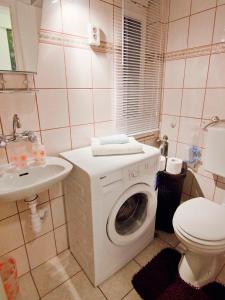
0 157 73 202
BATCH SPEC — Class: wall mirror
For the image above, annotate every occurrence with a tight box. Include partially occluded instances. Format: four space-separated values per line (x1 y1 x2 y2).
0 0 42 73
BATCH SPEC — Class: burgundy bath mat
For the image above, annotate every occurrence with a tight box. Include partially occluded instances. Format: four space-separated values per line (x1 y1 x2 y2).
132 248 225 300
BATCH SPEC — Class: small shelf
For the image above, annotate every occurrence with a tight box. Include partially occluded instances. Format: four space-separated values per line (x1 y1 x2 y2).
0 73 38 94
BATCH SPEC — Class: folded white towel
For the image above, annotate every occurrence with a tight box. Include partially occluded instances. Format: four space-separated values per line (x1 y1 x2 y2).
91 137 143 156
99 134 129 145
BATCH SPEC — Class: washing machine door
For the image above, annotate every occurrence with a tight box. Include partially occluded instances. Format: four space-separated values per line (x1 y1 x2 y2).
107 183 157 246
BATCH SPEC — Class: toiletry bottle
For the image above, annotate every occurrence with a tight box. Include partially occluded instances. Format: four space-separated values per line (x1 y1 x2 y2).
32 138 46 165
11 143 28 169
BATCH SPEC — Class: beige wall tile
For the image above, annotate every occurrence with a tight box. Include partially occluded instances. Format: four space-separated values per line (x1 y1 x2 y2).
49 182 63 200
41 127 71 156
191 0 216 14
37 89 69 130
54 225 69 253
164 60 185 88
61 0 90 37
169 0 191 21
214 182 225 204
167 18 189 52
208 53 225 87
35 43 66 89
184 56 209 88
19 273 39 300
41 0 62 32
203 89 225 120
181 89 205 118
68 89 94 126
178 117 201 145
94 121 114 137
93 89 113 122
26 232 56 269
0 93 39 135
188 9 215 48
92 52 113 88
51 197 66 228
160 115 180 141
65 47 92 89
6 246 30 277
213 5 225 43
0 215 24 256
71 124 94 149
162 89 182 116
0 201 18 221
191 173 216 200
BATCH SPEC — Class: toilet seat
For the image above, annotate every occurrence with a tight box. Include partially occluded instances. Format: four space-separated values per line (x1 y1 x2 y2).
174 222 225 252
173 197 225 247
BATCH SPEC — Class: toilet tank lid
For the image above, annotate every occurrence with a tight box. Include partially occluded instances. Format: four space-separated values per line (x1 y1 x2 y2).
174 197 225 242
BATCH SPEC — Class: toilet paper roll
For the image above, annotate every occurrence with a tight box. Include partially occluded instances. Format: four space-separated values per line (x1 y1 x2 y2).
159 156 166 171
166 157 183 175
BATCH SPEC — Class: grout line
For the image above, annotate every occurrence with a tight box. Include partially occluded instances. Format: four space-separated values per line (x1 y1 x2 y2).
174 2 191 155
39 269 83 299
119 287 134 300
169 5 220 23
98 286 109 300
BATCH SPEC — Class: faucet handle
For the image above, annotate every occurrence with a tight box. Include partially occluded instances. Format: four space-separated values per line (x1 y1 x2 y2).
23 131 37 143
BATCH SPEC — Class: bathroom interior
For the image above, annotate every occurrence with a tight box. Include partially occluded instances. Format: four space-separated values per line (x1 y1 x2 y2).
0 0 225 299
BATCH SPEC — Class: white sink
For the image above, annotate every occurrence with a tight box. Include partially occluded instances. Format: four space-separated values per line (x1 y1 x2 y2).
0 157 73 202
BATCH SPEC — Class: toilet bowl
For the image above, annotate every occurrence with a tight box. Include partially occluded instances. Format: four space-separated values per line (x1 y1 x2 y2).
173 197 225 287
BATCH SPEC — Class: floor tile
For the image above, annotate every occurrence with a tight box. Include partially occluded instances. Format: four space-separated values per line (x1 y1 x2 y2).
156 231 179 247
32 250 81 297
123 289 142 300
99 260 140 300
41 271 105 300
135 238 169 266
19 273 39 300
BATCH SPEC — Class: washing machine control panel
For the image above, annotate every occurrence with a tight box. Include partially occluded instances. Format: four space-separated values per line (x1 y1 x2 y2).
126 158 159 181
128 166 140 179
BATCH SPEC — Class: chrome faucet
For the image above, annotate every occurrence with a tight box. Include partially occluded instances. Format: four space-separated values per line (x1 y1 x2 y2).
0 114 37 148
12 114 21 140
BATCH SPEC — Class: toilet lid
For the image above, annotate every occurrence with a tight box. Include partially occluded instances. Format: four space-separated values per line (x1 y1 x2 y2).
174 197 225 242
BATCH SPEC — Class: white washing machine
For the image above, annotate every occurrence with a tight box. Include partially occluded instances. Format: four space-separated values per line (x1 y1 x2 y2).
60 144 160 286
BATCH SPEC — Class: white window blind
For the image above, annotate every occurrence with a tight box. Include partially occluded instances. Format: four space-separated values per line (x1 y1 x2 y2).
114 0 164 136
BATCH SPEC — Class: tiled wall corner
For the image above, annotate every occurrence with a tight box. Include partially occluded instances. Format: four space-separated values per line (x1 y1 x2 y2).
161 0 225 202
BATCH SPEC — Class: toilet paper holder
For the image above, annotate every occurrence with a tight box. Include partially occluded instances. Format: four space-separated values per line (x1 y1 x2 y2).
203 116 225 130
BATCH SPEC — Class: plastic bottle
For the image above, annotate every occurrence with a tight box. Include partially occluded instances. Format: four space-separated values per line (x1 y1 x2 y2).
32 138 46 165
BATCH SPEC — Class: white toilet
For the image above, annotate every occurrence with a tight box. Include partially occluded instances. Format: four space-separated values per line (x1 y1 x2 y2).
173 197 225 287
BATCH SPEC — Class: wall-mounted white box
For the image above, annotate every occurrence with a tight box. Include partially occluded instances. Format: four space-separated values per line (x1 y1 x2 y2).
88 24 100 47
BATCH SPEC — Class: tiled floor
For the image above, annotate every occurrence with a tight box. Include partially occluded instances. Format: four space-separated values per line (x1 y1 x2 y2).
18 232 225 300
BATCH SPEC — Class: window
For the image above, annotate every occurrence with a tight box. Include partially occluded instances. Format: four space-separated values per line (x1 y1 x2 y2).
114 0 163 136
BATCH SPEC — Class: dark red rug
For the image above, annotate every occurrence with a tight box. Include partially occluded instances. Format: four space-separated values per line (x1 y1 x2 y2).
132 248 225 300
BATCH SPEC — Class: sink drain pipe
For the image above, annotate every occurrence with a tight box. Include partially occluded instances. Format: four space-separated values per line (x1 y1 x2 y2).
25 195 48 234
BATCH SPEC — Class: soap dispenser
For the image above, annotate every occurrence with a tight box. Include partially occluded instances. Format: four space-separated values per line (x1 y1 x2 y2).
32 137 46 165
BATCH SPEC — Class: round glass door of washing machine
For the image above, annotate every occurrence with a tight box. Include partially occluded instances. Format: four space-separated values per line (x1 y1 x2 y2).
107 183 157 246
